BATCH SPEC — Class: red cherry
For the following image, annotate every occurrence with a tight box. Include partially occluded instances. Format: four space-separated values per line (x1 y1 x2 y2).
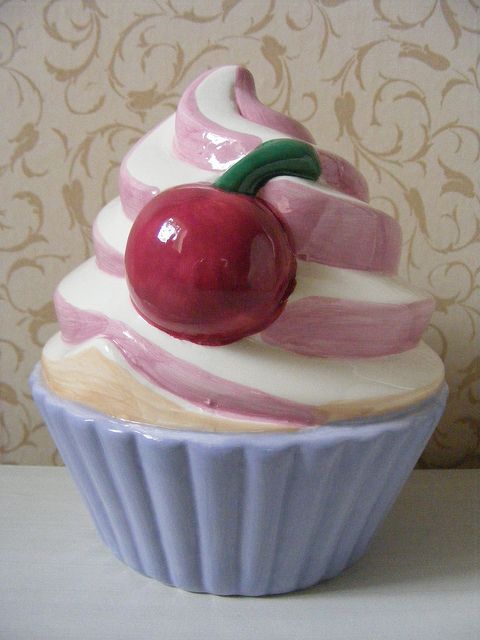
125 184 297 345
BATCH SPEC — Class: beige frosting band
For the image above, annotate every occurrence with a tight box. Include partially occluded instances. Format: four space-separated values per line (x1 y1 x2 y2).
42 350 444 433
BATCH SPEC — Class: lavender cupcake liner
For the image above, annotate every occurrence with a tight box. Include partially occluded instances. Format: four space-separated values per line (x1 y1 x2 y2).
31 365 447 596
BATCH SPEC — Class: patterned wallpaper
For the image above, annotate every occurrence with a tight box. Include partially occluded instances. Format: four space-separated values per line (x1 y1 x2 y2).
1 0 479 467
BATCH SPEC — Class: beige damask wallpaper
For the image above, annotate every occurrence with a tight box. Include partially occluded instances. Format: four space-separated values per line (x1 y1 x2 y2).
1 0 479 467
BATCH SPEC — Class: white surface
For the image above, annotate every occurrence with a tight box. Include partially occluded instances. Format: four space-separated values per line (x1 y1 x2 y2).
1 466 479 640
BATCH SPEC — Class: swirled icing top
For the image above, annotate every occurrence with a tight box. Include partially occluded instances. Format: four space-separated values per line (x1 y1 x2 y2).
42 66 444 432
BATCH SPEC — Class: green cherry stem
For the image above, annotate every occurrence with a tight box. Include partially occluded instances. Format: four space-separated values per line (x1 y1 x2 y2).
213 138 321 197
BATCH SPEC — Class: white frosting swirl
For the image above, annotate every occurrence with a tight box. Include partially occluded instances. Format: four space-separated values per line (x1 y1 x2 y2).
42 66 444 430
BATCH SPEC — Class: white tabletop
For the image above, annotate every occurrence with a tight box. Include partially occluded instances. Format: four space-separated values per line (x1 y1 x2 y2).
1 466 479 640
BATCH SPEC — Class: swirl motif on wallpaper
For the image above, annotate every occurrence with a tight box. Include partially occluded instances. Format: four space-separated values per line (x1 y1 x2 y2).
0 0 478 466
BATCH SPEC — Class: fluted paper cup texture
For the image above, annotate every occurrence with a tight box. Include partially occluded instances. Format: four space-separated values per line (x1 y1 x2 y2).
31 365 447 596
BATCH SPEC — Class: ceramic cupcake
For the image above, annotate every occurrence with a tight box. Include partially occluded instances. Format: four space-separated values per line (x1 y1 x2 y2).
31 66 447 596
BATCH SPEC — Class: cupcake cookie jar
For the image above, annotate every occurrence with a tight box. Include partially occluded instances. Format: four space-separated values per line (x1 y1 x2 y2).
32 66 446 596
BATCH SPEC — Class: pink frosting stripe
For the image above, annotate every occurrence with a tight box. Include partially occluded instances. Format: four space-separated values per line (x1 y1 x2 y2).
262 296 435 358
235 68 369 202
95 173 400 276
54 290 109 341
315 149 369 202
119 66 370 226
92 220 125 277
173 66 369 199
234 67 315 144
259 179 401 274
54 293 321 426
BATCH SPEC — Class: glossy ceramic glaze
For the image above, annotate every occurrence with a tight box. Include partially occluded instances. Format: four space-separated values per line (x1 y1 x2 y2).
125 184 296 345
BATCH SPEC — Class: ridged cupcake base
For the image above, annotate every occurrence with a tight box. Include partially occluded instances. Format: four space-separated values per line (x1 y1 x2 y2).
31 365 447 596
